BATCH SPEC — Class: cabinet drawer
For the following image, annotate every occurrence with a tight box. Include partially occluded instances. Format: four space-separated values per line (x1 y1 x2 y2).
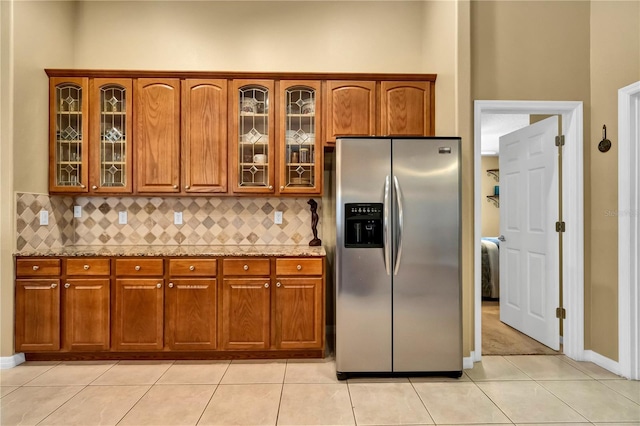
16 258 61 277
223 259 270 276
66 258 110 276
115 258 164 276
169 258 217 276
276 258 323 276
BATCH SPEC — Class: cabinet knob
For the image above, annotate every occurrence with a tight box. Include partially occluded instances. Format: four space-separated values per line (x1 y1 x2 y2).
83 264 90 270
185 185 190 189
51 283 57 289
173 184 178 189
169 282 174 288
268 185 273 190
135 265 141 271
297 264 302 271
280 186 284 191
80 184 86 189
156 283 162 289
64 283 70 289
243 264 249 271
264 283 269 288
189 265 195 271
32 265 40 271
276 282 281 288
92 185 98 190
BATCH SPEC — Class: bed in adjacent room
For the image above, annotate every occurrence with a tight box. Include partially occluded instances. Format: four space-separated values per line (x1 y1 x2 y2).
481 237 500 299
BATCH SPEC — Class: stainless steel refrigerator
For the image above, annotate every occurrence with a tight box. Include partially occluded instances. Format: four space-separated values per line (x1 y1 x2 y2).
335 137 462 379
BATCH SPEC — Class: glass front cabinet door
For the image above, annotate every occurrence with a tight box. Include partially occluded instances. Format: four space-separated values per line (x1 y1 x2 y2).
90 78 133 193
278 81 322 194
49 77 90 193
231 80 275 193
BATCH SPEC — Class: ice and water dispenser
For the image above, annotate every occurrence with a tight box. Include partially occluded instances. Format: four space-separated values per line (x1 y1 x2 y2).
344 203 383 248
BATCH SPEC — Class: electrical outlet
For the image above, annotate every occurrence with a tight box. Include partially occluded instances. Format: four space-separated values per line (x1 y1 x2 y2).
274 210 283 225
118 211 127 225
39 210 49 226
73 205 82 218
174 211 183 225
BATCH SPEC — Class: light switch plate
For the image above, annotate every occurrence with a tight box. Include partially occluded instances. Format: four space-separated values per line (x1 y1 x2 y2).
73 205 82 218
274 211 283 225
118 211 127 225
39 210 49 226
174 211 183 225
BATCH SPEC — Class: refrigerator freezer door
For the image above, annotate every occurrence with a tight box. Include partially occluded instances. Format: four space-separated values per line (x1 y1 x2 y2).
391 138 462 372
336 138 393 373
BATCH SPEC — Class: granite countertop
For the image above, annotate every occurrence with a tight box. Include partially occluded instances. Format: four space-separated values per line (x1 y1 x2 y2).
15 245 326 258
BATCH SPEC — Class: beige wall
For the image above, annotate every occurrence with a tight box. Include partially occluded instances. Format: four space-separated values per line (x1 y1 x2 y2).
587 0 640 360
480 156 499 236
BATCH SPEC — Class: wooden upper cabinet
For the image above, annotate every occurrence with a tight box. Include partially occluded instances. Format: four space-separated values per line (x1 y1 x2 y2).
230 80 276 194
380 81 434 136
49 77 90 193
182 79 228 194
325 81 376 144
278 80 322 195
89 78 133 194
135 78 181 193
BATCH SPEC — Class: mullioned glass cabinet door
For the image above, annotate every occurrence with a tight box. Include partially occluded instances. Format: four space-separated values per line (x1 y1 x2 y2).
89 78 133 193
232 80 275 193
49 77 89 193
278 81 322 195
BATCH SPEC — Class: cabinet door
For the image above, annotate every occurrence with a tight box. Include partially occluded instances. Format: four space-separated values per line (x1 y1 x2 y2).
278 81 322 195
325 81 376 144
89 78 133 194
274 277 323 349
63 279 110 351
49 77 90 193
113 279 164 350
135 78 181 193
380 81 434 136
221 278 271 350
166 278 217 350
182 79 228 194
230 80 275 194
15 279 61 351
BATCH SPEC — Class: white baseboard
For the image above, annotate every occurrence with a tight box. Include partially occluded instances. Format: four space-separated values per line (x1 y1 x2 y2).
583 350 621 376
0 353 25 369
463 351 475 369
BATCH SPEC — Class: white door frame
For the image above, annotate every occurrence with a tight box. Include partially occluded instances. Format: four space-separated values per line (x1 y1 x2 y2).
618 81 640 380
473 100 585 363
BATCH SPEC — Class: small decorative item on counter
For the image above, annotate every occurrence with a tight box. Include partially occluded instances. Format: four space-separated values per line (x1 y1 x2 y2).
308 199 321 247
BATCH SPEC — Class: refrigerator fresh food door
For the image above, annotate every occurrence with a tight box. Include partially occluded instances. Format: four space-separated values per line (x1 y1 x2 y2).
391 138 462 372
336 137 393 373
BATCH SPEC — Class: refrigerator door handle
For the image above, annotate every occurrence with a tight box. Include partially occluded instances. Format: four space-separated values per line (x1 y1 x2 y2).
384 175 391 275
393 176 404 275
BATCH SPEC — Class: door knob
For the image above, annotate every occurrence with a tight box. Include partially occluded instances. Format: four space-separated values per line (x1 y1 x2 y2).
92 185 98 190
64 283 70 289
498 235 506 242
156 283 162 289
168 282 174 288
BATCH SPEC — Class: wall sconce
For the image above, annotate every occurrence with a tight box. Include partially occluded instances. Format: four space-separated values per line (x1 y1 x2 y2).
598 124 612 153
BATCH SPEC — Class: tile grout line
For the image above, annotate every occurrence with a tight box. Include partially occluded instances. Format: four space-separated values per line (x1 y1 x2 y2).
533 378 593 423
345 380 358 426
194 360 231 426
274 359 288 426
596 378 640 406
407 378 439 425
34 384 88 425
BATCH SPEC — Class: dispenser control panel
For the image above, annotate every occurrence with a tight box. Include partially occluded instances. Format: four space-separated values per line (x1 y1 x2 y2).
344 203 383 248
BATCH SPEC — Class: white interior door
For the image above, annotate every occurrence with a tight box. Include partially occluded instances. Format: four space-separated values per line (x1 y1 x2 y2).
499 116 560 350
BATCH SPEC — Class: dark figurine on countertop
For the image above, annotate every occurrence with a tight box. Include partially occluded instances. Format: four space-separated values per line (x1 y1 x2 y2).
308 199 321 247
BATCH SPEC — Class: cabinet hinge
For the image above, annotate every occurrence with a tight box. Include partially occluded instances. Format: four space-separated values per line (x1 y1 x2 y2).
556 307 566 319
556 221 566 232
555 135 565 147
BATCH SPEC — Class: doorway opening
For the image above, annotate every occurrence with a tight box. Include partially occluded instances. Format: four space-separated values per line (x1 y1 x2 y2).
473 101 585 364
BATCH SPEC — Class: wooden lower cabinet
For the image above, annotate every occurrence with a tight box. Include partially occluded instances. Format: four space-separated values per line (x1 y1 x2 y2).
63 279 110 351
221 278 271 350
166 278 217 350
15 279 61 352
113 278 164 351
274 277 323 349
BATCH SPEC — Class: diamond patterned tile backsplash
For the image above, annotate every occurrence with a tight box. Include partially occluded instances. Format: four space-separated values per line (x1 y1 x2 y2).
16 193 321 251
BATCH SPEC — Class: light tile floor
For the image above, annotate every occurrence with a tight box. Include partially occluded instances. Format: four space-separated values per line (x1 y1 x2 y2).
0 355 638 425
